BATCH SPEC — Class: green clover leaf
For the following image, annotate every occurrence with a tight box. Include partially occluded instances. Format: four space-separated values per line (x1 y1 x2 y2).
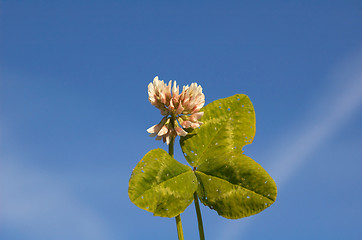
128 148 197 218
181 94 277 219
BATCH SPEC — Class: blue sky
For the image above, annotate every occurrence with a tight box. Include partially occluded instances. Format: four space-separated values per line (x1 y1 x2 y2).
1 1 362 239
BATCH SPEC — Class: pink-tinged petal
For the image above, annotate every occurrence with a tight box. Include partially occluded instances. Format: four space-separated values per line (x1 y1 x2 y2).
165 130 176 145
194 94 205 104
150 99 161 108
148 95 156 103
148 83 155 97
191 104 204 114
169 98 175 111
146 124 158 134
163 130 170 144
179 85 188 101
175 102 184 115
151 77 161 93
196 111 204 119
172 95 179 104
165 135 170 145
181 120 192 128
165 80 172 100
184 90 190 103
190 112 204 121
187 97 195 110
153 76 162 88
195 102 205 111
158 125 168 136
182 98 191 112
147 125 160 137
175 127 187 137
181 86 190 99
190 122 201 128
178 92 184 102
160 90 166 104
148 94 157 104
147 117 167 136
172 81 179 100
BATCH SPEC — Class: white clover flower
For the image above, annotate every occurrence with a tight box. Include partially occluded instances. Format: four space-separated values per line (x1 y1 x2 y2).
147 76 205 144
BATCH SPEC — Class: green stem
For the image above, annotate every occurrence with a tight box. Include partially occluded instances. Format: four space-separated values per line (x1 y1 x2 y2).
168 137 174 158
193 192 205 240
168 137 184 240
175 214 184 240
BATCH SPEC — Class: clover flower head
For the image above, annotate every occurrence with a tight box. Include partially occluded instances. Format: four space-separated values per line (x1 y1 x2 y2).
147 76 205 144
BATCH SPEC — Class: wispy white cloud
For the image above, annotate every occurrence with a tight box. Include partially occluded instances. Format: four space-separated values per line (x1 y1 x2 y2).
0 158 114 240
218 48 362 239
267 49 362 186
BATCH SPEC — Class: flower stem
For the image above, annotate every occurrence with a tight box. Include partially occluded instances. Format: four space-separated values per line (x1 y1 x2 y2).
168 137 174 158
168 137 184 240
175 214 184 240
193 192 205 240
